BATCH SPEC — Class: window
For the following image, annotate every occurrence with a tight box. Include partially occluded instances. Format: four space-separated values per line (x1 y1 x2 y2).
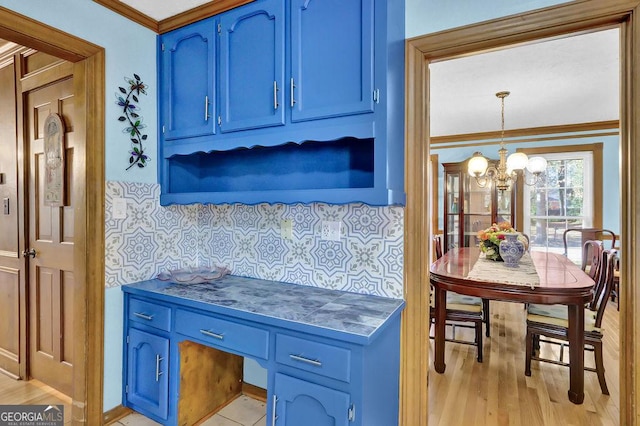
523 151 594 256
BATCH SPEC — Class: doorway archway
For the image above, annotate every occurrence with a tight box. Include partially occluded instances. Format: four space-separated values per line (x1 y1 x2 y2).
0 7 105 424
403 2 640 424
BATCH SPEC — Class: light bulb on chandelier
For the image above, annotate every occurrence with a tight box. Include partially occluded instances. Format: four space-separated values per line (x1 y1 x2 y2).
467 91 547 191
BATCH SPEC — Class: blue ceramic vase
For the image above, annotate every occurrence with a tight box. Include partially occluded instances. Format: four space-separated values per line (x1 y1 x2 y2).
499 233 525 267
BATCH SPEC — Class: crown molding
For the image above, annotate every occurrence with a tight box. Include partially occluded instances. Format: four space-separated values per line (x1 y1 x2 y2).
92 0 254 34
430 120 619 145
92 0 158 32
158 0 253 33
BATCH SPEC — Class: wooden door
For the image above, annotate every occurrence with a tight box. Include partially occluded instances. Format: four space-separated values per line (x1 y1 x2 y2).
25 76 75 396
0 54 23 379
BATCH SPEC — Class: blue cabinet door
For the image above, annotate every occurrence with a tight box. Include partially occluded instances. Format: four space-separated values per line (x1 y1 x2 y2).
126 328 169 420
290 0 374 123
160 18 216 140
274 373 351 426
219 0 285 133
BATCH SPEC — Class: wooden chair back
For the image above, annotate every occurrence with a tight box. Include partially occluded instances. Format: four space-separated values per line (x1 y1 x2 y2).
433 235 443 260
582 240 604 281
590 249 619 321
563 227 617 256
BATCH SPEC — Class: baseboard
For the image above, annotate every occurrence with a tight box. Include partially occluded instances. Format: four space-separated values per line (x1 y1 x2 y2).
242 382 267 402
103 405 133 425
0 367 20 381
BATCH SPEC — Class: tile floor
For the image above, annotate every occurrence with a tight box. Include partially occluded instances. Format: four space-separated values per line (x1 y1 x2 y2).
112 395 266 426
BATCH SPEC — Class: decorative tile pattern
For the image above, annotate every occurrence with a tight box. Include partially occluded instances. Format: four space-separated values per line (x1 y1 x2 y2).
105 181 404 298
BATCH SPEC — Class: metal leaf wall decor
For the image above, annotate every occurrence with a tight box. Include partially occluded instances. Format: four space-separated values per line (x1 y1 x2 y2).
117 74 150 169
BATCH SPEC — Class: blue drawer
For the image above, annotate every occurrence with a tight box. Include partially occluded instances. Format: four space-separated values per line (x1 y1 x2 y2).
275 334 351 383
128 298 171 332
174 309 269 359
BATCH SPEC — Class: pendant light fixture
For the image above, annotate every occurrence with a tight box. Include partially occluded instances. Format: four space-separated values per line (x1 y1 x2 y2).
467 91 547 191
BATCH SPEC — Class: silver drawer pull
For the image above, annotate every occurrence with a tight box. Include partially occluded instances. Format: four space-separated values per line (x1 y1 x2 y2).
199 329 224 340
155 354 164 382
133 312 153 321
289 354 322 367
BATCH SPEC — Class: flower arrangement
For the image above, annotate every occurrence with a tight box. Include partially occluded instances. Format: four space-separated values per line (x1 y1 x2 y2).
477 221 526 261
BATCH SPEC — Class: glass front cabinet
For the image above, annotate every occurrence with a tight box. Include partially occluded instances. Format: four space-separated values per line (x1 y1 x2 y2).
443 161 516 252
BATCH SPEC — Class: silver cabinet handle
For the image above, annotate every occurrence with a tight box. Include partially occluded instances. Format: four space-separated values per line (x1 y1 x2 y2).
199 329 224 340
273 81 279 110
290 77 296 107
271 394 278 426
289 354 322 367
133 312 153 321
155 354 164 382
204 95 210 120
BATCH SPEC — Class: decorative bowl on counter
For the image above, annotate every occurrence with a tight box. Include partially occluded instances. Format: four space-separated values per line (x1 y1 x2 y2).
157 266 230 284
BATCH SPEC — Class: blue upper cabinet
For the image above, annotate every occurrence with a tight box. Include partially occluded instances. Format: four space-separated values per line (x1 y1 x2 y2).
160 18 216 141
219 0 285 133
218 0 371 134
158 0 405 206
290 0 374 123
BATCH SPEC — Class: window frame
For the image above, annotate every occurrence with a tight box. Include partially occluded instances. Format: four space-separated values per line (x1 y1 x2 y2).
515 142 603 231
522 151 594 251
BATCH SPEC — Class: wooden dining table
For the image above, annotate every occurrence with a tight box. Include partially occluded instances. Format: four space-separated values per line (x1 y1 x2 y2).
430 248 595 404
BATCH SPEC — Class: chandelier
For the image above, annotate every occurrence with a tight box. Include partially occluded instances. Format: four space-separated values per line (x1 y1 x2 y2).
467 91 547 191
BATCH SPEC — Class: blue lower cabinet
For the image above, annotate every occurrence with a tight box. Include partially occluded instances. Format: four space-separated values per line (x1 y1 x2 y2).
122 278 404 425
126 328 170 422
273 373 351 426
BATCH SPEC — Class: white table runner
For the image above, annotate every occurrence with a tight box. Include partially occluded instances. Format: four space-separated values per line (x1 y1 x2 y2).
466 252 540 289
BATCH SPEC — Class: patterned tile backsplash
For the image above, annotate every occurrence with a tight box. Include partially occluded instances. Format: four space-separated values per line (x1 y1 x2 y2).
105 181 404 298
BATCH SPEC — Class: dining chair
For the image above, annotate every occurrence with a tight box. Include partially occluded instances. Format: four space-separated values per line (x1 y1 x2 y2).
433 234 491 338
609 235 620 310
562 227 616 257
524 248 618 395
433 234 443 260
581 239 605 282
430 235 485 362
575 234 620 310
611 256 620 311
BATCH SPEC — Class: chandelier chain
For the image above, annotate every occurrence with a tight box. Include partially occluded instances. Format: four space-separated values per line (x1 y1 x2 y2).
501 94 505 142
496 90 510 149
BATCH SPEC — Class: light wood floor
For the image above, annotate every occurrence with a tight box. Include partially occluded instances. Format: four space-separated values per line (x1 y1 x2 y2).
429 300 620 426
0 373 72 424
0 300 619 426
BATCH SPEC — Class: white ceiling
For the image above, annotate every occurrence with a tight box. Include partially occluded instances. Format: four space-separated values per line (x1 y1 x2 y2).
119 0 213 21
429 28 620 137
109 3 620 139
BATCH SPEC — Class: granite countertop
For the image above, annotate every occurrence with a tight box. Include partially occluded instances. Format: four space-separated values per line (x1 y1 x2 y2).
122 275 405 343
